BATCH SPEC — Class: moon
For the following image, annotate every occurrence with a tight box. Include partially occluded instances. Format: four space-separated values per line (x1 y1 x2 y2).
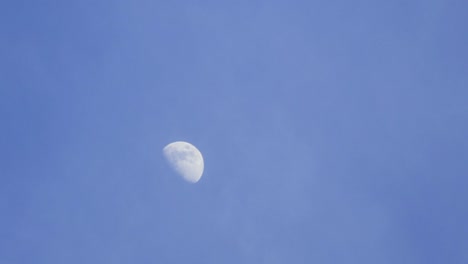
163 141 204 183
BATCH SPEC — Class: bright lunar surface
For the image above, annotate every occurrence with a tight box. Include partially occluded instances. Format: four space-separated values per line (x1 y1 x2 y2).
163 141 204 183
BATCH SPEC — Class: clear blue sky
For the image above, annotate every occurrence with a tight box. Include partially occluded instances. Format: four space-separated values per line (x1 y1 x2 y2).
1 0 467 263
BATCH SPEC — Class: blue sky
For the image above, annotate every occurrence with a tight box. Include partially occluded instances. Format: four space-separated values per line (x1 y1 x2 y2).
1 0 467 263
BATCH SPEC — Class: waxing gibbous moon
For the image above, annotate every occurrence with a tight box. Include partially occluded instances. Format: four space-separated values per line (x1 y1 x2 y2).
163 141 204 183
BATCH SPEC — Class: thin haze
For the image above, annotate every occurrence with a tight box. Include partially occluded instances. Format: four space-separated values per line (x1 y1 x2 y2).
1 0 467 263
